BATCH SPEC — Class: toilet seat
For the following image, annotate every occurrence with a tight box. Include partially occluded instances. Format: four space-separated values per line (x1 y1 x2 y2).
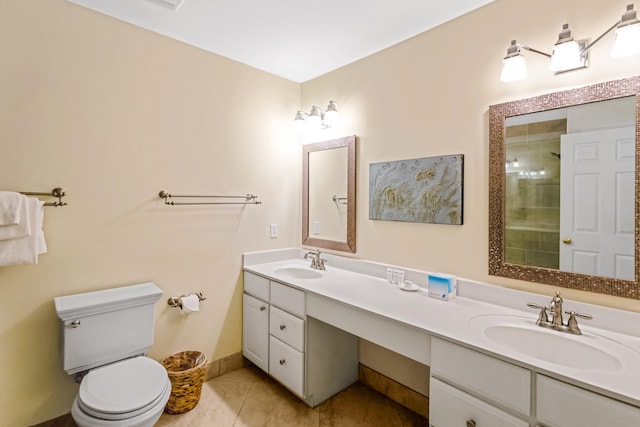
77 356 169 421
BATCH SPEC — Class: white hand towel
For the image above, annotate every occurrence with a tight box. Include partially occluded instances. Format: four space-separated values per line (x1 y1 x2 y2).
0 197 46 267
0 194 31 241
0 191 26 226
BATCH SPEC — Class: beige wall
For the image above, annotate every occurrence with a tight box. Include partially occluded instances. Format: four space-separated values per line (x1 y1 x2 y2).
302 0 640 311
0 2 300 425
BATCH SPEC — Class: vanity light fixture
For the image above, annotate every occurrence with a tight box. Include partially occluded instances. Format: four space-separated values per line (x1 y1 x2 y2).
505 157 519 169
293 101 338 130
500 4 640 82
517 168 547 179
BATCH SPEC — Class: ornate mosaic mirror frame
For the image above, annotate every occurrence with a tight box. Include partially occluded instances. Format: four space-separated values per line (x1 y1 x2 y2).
489 76 640 298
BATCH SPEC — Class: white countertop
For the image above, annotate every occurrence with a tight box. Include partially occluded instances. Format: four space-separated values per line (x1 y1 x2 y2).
243 248 640 407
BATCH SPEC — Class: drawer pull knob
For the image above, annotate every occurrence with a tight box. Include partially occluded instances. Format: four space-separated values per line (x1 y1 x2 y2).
279 359 286 365
260 306 266 311
466 420 476 427
66 320 81 328
280 324 286 330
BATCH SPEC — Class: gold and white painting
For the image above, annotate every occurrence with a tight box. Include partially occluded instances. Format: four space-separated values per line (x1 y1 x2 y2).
369 154 464 225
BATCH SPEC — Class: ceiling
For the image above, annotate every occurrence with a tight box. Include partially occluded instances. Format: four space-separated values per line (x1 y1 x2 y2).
69 0 495 83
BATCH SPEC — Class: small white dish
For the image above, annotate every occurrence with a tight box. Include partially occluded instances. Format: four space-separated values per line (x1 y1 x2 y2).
399 282 419 292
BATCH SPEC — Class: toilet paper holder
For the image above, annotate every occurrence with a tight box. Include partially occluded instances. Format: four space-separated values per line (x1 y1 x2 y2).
167 292 206 309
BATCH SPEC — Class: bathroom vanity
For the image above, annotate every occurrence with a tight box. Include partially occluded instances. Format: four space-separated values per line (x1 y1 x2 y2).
243 269 358 406
242 248 640 427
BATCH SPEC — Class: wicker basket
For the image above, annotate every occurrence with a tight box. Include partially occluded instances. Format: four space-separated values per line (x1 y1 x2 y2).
161 350 207 414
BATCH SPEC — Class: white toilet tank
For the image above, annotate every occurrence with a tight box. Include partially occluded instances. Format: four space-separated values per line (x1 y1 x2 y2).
54 283 163 375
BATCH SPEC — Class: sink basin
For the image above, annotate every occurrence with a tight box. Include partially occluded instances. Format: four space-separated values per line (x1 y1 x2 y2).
274 266 322 279
469 315 625 371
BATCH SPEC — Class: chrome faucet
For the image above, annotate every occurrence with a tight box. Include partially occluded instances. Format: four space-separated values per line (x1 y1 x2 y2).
549 292 564 327
304 249 326 270
527 292 593 335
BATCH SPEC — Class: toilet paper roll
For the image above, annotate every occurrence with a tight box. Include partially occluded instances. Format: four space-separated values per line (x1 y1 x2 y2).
179 294 200 314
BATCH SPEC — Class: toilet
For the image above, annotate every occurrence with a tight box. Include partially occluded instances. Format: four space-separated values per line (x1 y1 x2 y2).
54 282 171 427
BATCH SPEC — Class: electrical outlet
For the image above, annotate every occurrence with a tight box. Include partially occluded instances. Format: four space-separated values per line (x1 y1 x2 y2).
314 221 321 235
270 223 279 239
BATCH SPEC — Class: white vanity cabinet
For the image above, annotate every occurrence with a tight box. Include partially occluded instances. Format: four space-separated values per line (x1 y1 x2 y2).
242 271 359 407
244 252 640 425
429 337 530 427
430 337 640 427
536 375 640 427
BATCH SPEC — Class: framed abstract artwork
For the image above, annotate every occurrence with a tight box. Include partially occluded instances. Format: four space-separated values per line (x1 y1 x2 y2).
369 154 464 225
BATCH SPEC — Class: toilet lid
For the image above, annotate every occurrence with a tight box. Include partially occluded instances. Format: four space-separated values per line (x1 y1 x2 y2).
78 356 169 420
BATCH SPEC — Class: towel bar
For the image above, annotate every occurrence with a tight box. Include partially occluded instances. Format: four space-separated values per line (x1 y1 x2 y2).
159 190 261 206
332 195 348 205
19 188 67 207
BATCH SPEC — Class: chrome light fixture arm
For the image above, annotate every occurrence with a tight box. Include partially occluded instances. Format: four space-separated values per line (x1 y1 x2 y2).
517 42 551 59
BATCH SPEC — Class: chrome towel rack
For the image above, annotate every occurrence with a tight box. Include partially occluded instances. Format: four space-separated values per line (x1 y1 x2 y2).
19 188 67 207
159 190 261 206
332 195 348 205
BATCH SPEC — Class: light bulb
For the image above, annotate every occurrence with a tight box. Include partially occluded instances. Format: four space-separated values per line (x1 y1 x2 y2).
323 101 338 127
550 40 582 72
500 55 527 82
612 23 640 57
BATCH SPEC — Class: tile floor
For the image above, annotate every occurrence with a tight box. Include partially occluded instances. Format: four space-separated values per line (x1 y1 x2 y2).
40 365 429 427
157 365 428 426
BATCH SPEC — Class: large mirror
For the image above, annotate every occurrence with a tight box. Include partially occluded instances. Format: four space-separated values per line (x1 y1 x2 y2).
302 135 356 253
489 76 640 298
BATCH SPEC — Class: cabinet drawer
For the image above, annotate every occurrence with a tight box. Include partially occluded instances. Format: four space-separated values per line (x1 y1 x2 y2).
537 375 640 427
269 336 304 397
430 378 528 427
431 337 530 415
270 281 305 317
244 272 270 301
270 306 305 352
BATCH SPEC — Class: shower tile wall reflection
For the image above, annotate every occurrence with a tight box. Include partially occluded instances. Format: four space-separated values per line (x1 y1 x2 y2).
505 119 565 269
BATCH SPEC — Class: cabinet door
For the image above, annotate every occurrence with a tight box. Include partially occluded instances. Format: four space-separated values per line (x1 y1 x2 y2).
537 375 640 427
242 293 269 372
430 378 528 427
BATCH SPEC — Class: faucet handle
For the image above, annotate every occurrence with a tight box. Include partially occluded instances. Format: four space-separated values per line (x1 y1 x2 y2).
564 311 593 320
527 302 549 324
564 311 592 335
